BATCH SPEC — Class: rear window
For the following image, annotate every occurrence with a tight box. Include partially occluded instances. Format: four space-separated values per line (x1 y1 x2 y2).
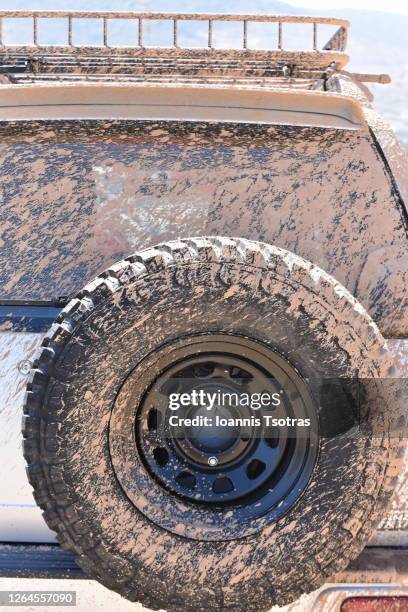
0 119 299 300
0 119 401 302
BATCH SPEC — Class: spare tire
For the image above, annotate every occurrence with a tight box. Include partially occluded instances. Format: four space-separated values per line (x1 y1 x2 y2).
23 237 403 611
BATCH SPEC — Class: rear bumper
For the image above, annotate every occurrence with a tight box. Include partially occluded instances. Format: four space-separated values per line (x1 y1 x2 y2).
0 544 406 610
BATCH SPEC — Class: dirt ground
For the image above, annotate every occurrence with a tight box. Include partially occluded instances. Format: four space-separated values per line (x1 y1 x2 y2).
0 577 147 612
0 578 407 612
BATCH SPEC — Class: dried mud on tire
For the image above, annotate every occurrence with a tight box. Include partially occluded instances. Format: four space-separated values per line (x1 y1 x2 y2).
22 237 404 611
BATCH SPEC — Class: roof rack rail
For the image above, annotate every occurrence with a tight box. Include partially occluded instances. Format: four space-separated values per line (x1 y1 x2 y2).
0 11 350 70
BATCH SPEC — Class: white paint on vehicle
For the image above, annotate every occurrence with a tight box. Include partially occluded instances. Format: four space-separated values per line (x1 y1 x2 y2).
0 332 56 543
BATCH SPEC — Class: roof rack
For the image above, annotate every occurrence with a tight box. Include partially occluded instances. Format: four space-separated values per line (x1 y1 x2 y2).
0 12 350 87
0 11 349 70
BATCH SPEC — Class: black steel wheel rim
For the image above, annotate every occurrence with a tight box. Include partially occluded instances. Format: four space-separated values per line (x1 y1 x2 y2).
109 334 319 539
133 335 318 525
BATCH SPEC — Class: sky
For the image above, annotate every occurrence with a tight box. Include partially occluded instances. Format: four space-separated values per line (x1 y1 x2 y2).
289 0 408 15
3 0 408 15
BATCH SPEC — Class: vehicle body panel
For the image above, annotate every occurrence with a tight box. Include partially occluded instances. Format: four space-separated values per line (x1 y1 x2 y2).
327 74 408 338
0 11 406 560
0 332 53 543
0 114 406 335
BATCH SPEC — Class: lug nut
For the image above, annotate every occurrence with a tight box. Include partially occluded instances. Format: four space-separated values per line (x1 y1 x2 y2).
18 360 32 376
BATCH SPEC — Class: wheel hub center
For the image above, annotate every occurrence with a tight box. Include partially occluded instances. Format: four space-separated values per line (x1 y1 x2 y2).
186 404 240 453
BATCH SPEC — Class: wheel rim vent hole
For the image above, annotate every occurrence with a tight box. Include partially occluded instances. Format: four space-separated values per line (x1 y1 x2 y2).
212 476 234 494
153 447 169 467
148 408 161 431
193 363 215 378
265 429 280 448
246 459 266 480
176 471 196 490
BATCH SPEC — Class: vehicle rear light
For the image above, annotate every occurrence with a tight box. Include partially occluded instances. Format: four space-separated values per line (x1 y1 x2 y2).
341 596 408 611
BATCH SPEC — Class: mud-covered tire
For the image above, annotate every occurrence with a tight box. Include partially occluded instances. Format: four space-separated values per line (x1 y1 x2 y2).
23 237 403 611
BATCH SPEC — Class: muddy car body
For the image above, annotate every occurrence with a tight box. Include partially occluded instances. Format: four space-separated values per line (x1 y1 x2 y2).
0 11 406 611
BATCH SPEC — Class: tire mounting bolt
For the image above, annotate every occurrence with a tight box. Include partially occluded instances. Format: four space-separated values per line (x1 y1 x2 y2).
18 360 32 376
